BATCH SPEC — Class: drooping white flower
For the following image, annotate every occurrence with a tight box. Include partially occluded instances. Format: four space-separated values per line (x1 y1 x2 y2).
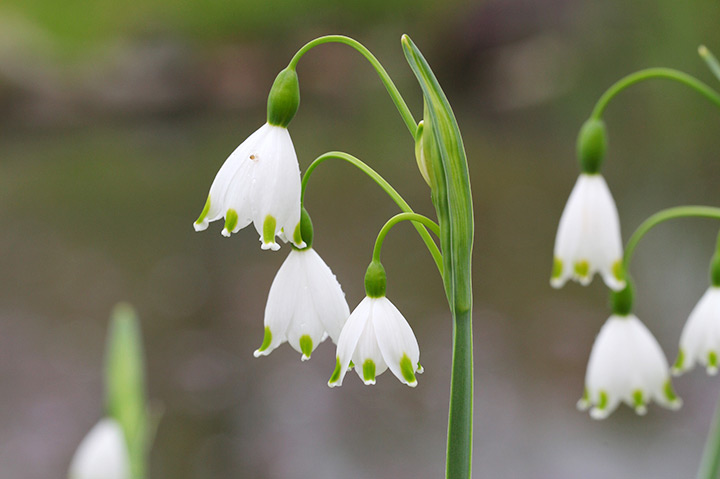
577 314 681 419
193 123 304 251
551 173 624 291
254 247 349 360
328 296 422 387
673 287 720 376
68 418 130 479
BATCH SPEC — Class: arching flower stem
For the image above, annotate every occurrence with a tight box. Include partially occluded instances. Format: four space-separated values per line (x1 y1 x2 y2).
590 68 720 120
302 151 443 274
288 35 418 137
372 212 440 264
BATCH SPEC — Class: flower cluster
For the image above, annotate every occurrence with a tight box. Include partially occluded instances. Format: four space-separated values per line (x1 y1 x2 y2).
193 66 423 387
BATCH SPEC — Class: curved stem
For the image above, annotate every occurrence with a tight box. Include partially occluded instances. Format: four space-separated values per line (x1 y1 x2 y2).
288 35 418 136
372 212 440 262
591 68 720 119
623 206 720 274
302 151 443 275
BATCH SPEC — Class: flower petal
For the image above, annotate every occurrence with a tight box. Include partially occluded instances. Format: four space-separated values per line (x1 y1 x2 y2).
68 418 130 479
329 297 372 387
302 248 350 343
372 297 420 386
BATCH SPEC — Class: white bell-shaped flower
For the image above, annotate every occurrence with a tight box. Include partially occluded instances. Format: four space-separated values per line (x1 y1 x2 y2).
673 287 720 375
254 247 349 360
68 418 130 479
551 174 624 291
193 123 304 251
328 296 422 387
577 314 681 419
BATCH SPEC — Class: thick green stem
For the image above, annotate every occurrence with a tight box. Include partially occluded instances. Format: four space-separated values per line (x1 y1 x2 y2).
302 151 443 274
590 68 720 119
698 387 720 479
623 206 720 274
447 307 473 479
372 212 440 263
288 35 417 136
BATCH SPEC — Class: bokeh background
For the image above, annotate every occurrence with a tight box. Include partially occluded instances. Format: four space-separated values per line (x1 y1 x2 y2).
3 0 720 478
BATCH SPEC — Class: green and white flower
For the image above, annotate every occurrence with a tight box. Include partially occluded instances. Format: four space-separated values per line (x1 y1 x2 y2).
551 173 624 291
328 296 422 387
673 287 720 375
193 123 304 251
254 247 349 360
68 418 130 479
578 314 681 419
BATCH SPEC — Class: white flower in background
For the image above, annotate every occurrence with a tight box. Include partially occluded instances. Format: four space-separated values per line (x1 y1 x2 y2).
68 418 130 479
254 247 349 360
551 174 624 291
193 123 304 251
673 287 720 375
577 314 681 419
328 296 422 387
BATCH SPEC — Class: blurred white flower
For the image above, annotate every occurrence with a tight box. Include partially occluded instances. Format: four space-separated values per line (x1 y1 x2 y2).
551 174 624 291
68 418 130 479
673 287 720 376
193 123 304 251
254 247 349 360
578 314 681 419
328 296 422 387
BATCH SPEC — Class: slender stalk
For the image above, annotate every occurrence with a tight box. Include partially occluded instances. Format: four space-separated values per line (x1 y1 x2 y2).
372 212 440 262
447 306 473 479
302 151 443 274
698 388 720 479
288 35 418 136
590 68 720 119
623 206 720 273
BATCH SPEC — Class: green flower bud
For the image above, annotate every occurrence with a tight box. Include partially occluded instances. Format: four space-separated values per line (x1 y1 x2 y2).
577 118 607 174
267 67 300 127
414 121 432 186
364 260 387 298
610 280 634 316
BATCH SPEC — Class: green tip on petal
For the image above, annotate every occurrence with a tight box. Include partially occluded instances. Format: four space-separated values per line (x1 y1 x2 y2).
708 351 719 375
263 215 277 245
597 390 608 411
672 349 685 375
195 195 211 226
612 260 624 282
253 327 272 357
664 379 681 407
362 359 376 384
299 335 313 361
399 354 417 386
551 257 563 280
224 209 239 234
328 357 342 386
573 260 589 278
632 390 646 415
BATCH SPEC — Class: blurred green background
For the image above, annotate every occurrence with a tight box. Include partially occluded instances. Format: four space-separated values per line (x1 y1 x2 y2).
3 0 720 478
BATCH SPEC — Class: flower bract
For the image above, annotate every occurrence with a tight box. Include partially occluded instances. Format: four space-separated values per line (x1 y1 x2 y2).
673 287 720 375
68 418 130 479
254 247 349 360
193 123 304 251
551 173 624 291
578 314 681 419
328 296 422 387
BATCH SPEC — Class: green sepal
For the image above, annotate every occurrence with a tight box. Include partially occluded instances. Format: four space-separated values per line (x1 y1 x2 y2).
267 67 300 127
364 260 387 298
402 35 473 315
105 303 148 479
299 208 314 249
610 280 634 316
577 118 607 174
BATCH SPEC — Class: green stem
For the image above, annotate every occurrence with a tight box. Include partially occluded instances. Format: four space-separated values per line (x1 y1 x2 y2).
302 151 443 274
288 35 418 136
372 212 440 262
623 206 720 274
590 68 720 119
699 46 720 84
698 388 720 479
447 306 473 479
